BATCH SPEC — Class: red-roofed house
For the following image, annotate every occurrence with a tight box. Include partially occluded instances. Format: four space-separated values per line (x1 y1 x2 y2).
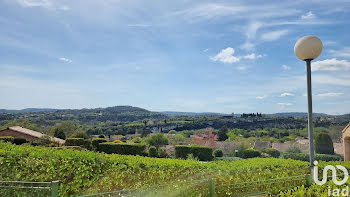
0 126 65 144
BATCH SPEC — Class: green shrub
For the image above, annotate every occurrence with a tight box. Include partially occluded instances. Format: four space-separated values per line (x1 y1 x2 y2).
168 130 177 134
234 143 250 156
214 149 224 157
175 145 213 161
13 137 28 145
146 133 169 147
71 130 89 139
148 146 158 157
132 137 142 143
54 129 66 140
238 148 261 159
98 135 105 138
282 152 342 162
92 138 108 150
315 133 334 155
0 136 14 143
285 145 302 153
99 142 146 155
65 138 85 146
40 135 52 146
261 148 280 158
158 148 168 158
113 140 123 143
186 153 198 161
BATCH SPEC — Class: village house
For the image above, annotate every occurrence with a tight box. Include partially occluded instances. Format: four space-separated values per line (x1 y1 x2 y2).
0 126 65 144
342 122 350 161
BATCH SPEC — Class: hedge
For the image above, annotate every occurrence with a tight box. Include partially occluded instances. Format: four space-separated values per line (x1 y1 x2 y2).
0 136 14 143
282 152 342 162
98 142 146 155
92 138 108 149
261 148 280 158
13 137 28 145
175 145 213 161
237 148 261 159
65 138 85 146
148 146 158 157
315 133 334 155
214 149 224 157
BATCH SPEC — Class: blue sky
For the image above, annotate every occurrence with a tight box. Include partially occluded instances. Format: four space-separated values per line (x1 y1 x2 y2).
0 0 350 114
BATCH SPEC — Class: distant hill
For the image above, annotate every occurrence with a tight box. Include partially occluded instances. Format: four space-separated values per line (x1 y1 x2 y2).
269 112 329 117
0 106 167 122
0 108 59 113
161 111 229 116
0 106 347 122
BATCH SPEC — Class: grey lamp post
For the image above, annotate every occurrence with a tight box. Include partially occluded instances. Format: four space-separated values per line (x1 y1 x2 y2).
294 35 323 178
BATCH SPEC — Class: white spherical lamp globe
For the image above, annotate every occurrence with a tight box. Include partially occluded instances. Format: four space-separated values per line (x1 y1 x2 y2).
294 36 323 61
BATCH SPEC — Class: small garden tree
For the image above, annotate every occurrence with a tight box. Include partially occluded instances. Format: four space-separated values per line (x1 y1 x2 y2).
218 126 228 141
148 146 158 157
54 129 66 140
72 130 90 139
214 149 224 157
146 133 169 148
315 132 334 155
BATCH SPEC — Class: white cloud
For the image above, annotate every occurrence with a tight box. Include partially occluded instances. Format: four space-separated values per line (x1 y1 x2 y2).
59 57 72 63
260 30 289 41
329 47 350 58
246 21 263 40
256 95 267 99
277 102 293 106
317 92 344 97
301 11 315 20
16 0 51 8
313 74 350 86
243 53 264 60
177 3 244 21
282 64 291 70
281 92 294 97
312 58 350 71
240 42 255 51
15 0 70 11
211 47 240 63
203 48 209 52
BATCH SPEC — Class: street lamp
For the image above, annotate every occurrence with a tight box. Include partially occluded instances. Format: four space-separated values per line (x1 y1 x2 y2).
294 35 323 178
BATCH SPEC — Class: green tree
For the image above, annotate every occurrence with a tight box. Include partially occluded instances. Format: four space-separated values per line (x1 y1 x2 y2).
218 126 228 141
140 129 151 138
54 129 66 140
180 130 193 138
146 133 169 148
168 130 177 134
171 134 187 145
72 130 90 139
315 133 334 155
50 121 77 138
